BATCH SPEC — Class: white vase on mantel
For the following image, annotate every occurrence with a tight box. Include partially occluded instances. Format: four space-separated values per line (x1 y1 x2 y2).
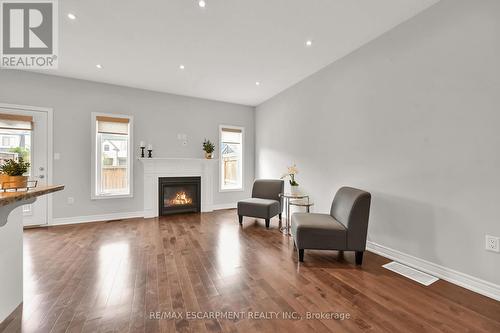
290 185 300 195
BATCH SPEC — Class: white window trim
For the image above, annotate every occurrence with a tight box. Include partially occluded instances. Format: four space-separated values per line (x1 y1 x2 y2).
219 124 244 193
91 112 134 200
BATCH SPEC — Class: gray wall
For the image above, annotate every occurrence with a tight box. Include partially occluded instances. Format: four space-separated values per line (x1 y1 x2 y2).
256 0 500 285
0 70 255 218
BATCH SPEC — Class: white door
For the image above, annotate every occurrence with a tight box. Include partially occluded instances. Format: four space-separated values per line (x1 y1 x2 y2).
0 107 48 226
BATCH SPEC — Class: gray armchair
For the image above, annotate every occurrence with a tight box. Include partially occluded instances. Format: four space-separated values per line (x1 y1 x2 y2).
237 179 284 228
291 187 371 264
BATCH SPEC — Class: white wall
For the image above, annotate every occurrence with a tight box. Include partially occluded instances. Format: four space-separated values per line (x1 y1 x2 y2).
0 71 255 219
0 207 23 322
256 0 500 286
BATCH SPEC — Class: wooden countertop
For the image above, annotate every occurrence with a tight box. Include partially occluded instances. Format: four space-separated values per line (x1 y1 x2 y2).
0 185 65 207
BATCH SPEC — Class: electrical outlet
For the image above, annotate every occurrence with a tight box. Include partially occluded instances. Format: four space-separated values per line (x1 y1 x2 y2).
67 197 75 205
485 235 500 253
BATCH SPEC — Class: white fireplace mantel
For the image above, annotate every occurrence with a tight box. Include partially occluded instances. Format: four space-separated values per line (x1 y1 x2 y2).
139 158 217 217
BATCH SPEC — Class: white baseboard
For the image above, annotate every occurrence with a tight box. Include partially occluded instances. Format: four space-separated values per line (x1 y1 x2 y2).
51 211 144 226
211 202 237 211
51 204 236 226
367 241 500 301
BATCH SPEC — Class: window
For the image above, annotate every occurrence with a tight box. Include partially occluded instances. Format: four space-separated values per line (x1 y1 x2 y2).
0 113 34 214
0 113 32 164
92 113 133 198
2 136 11 146
219 125 243 191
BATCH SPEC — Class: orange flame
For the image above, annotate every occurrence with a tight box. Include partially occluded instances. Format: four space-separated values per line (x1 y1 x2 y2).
168 191 193 206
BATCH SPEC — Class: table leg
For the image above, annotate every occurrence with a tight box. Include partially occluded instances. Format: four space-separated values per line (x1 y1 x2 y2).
280 197 286 233
280 197 291 235
287 198 291 235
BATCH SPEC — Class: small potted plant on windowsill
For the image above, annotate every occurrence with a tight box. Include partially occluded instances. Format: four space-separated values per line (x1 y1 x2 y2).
0 157 31 189
203 139 215 159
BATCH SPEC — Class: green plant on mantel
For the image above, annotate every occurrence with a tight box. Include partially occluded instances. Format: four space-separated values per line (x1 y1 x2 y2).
203 139 215 154
0 158 31 176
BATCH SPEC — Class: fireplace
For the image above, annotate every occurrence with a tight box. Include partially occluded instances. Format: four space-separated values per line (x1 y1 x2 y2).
158 177 201 215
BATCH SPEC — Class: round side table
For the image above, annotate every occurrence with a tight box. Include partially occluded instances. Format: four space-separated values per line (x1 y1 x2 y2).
279 193 309 235
289 199 314 213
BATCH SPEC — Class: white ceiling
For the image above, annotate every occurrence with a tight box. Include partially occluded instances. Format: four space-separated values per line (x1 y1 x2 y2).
49 0 439 106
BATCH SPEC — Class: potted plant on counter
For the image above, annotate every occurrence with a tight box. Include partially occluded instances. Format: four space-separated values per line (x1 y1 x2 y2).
0 157 31 189
203 139 215 159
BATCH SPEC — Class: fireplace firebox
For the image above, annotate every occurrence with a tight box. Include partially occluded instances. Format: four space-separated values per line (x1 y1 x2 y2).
158 177 201 215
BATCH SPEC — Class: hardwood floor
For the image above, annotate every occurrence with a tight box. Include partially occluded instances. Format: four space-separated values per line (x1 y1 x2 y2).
1 209 499 332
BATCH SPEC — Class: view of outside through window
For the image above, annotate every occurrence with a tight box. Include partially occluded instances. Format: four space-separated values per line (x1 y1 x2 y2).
98 133 129 195
0 129 32 213
220 128 242 190
0 129 31 171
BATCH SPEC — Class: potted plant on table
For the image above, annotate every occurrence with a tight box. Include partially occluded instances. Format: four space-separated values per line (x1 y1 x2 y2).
203 139 215 159
281 164 300 194
0 157 31 189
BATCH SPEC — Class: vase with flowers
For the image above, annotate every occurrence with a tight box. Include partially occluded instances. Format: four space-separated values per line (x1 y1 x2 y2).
281 164 300 194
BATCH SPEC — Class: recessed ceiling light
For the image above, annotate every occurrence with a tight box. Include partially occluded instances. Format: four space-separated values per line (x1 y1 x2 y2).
67 13 76 20
179 64 185 70
305 40 313 47
255 81 261 86
198 0 206 8
96 64 103 69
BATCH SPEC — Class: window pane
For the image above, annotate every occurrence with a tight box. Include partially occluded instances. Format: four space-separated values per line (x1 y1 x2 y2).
99 133 129 194
0 129 32 213
220 128 243 190
0 129 31 168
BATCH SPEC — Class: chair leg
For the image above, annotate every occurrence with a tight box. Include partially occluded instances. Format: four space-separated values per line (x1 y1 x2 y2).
238 215 243 225
298 249 304 262
355 251 364 265
279 213 282 222
265 218 270 229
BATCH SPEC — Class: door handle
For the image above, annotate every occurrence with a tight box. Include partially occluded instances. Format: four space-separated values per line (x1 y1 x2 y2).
39 175 45 179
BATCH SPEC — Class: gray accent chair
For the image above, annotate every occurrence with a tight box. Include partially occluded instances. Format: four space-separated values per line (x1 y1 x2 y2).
237 179 284 228
291 187 371 264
